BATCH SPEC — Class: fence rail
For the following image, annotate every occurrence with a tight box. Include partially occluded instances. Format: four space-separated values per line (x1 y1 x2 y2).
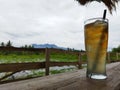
0 62 45 72
0 47 119 82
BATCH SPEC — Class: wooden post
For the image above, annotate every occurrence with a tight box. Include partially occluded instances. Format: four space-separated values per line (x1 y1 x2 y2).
116 52 119 60
78 53 82 69
118 53 120 61
107 52 110 63
45 48 50 75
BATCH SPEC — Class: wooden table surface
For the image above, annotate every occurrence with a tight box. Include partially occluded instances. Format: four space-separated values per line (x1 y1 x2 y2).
0 62 120 90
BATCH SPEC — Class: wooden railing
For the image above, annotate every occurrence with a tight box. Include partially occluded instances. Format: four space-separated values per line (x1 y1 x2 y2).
0 47 119 82
0 48 82 81
107 52 120 62
1 62 119 90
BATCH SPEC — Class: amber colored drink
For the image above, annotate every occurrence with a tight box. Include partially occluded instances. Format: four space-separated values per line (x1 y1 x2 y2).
84 18 108 79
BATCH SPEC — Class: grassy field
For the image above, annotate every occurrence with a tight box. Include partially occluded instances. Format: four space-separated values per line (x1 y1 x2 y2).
0 51 119 64
0 53 45 63
0 51 86 63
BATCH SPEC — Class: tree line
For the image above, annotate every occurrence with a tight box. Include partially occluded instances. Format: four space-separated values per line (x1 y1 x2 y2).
0 40 120 52
0 40 33 48
112 45 120 52
0 40 12 47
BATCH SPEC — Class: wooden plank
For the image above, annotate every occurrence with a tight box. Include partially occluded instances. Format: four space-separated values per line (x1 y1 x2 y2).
0 62 119 90
0 62 45 72
0 72 18 81
78 53 82 69
50 62 78 66
107 52 111 63
116 52 119 60
82 62 87 64
45 48 50 75
58 62 120 90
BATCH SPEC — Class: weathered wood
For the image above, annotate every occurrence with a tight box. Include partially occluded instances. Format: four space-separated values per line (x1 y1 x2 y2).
0 62 120 90
0 62 45 72
50 62 78 66
116 53 119 60
107 52 111 63
78 53 82 69
0 72 18 81
0 61 79 73
45 48 50 75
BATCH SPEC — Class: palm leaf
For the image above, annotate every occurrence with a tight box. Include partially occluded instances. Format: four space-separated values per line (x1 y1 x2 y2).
76 0 119 13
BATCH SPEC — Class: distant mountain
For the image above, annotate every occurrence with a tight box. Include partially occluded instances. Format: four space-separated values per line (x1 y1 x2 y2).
32 44 67 50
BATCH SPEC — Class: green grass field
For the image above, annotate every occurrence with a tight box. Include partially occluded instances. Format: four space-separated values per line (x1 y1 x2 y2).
0 51 119 63
0 53 45 63
0 51 86 63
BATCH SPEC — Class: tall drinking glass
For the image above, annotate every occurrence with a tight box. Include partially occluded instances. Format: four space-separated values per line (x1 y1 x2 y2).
84 18 108 79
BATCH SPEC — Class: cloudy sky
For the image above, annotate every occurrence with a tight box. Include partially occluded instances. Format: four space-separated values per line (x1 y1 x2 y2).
0 0 120 50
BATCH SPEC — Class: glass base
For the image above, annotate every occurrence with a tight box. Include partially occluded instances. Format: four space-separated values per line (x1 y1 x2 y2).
90 74 107 80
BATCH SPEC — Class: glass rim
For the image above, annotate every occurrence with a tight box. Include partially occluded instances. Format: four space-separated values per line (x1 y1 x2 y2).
84 17 109 24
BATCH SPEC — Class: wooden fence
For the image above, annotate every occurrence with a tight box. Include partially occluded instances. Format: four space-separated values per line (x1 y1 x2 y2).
107 52 120 62
0 48 82 81
0 47 119 82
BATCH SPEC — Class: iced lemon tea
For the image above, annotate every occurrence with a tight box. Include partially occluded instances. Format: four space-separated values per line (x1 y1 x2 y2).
84 18 108 79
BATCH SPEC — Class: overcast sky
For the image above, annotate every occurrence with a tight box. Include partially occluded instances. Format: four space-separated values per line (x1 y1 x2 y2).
0 0 120 50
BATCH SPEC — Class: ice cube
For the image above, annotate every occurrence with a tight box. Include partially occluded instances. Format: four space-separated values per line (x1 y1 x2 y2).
94 20 107 26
